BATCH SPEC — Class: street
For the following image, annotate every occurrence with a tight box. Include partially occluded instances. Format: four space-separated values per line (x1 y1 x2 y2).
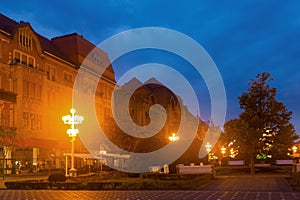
0 173 300 200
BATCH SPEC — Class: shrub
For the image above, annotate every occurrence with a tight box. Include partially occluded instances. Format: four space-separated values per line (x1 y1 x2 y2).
5 181 49 189
48 173 66 182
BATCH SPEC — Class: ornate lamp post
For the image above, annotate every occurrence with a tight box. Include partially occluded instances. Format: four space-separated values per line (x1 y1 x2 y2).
62 108 84 177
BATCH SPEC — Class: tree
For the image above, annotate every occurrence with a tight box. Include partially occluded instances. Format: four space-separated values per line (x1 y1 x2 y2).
222 119 250 160
224 72 298 174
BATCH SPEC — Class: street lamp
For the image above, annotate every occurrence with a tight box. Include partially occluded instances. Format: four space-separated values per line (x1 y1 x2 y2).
220 147 226 167
221 147 226 156
205 142 212 162
169 133 179 142
205 142 212 153
292 145 298 154
62 108 84 177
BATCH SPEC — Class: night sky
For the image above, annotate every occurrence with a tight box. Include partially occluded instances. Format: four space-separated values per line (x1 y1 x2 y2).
1 1 300 134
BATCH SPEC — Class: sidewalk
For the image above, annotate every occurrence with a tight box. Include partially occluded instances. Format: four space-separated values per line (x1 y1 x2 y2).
204 172 293 192
0 173 49 189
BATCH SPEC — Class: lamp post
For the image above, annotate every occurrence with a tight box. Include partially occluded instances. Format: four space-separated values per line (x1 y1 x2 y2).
205 142 212 162
292 145 298 154
62 108 84 177
221 147 226 156
220 147 226 167
292 145 298 163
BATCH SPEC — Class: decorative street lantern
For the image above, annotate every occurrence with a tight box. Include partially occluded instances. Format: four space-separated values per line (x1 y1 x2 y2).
62 108 84 177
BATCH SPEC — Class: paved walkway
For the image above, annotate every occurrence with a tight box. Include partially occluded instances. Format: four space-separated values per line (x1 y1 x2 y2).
0 173 298 200
204 173 294 192
0 189 300 200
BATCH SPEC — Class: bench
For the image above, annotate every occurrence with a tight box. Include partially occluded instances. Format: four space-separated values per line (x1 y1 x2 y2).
228 160 245 166
276 160 293 165
176 164 212 174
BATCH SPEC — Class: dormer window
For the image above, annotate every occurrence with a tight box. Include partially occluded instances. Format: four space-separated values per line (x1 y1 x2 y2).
92 53 102 65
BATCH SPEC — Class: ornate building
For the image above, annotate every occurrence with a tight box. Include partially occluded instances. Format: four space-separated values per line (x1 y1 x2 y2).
0 13 115 173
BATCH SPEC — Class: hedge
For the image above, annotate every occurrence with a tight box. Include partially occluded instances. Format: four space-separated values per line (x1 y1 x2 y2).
5 173 213 190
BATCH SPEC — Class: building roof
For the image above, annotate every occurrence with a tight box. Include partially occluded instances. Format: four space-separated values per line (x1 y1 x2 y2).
37 33 74 64
51 33 115 81
0 13 19 35
0 13 115 82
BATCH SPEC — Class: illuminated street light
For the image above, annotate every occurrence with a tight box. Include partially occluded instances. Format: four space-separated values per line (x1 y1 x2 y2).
169 133 179 142
221 147 226 156
219 147 227 167
292 145 298 154
205 142 212 153
62 108 84 177
205 142 213 162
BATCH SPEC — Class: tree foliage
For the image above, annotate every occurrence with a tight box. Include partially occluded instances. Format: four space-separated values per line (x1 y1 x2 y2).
223 72 298 173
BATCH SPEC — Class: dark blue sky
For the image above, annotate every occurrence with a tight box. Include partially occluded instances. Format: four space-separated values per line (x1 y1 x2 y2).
1 1 300 134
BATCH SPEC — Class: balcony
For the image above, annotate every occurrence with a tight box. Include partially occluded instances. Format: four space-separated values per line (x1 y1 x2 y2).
0 89 17 103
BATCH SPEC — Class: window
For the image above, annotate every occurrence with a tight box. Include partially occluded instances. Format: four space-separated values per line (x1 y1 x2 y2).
23 112 28 129
63 72 73 86
14 51 20 63
29 82 35 98
92 53 102 65
13 50 35 67
28 57 34 67
22 54 27 65
19 29 32 49
36 114 41 130
30 113 35 130
23 80 29 97
47 90 56 106
46 64 56 81
23 80 41 100
23 112 42 131
36 85 42 100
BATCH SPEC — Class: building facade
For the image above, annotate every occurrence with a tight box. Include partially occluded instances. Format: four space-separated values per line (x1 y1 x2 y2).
0 13 209 174
0 13 115 173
